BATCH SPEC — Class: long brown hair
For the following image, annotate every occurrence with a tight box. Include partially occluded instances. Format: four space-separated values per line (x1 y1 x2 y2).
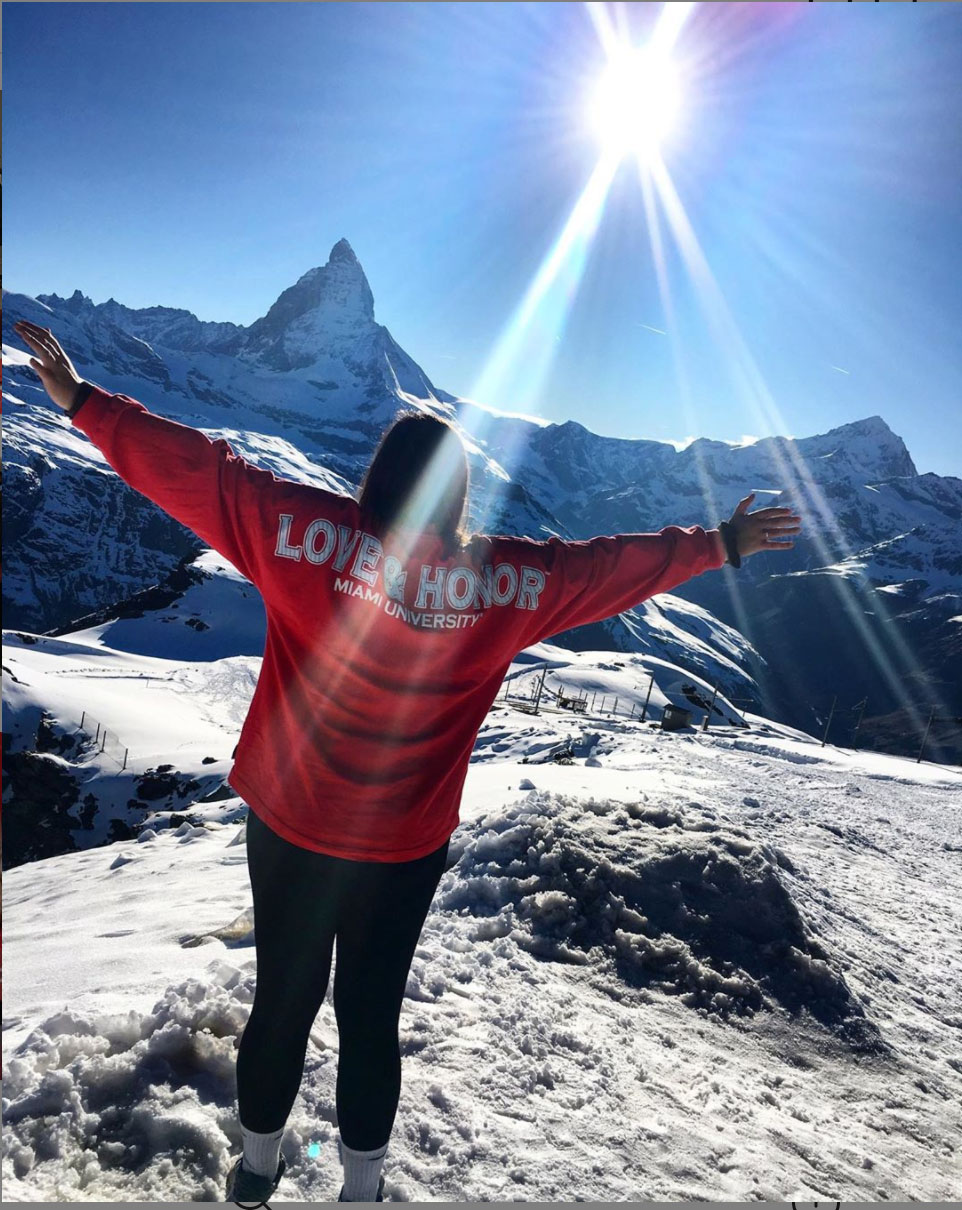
356 408 472 557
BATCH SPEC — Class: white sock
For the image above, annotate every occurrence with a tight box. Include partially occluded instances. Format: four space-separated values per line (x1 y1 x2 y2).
339 1138 388 1201
240 1123 285 1178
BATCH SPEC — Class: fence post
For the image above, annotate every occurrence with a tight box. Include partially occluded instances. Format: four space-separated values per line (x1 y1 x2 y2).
916 706 935 764
614 697 619 716
630 703 637 719
701 683 720 732
101 730 107 752
94 722 100 743
591 692 596 711
641 676 654 723
852 697 868 750
821 694 837 748
122 748 128 771
80 710 86 730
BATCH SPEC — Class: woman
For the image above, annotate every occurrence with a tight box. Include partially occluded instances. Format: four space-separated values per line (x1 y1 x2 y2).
14 319 801 1204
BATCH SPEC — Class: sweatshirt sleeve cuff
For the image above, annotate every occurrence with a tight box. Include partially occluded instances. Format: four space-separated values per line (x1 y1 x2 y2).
706 527 727 569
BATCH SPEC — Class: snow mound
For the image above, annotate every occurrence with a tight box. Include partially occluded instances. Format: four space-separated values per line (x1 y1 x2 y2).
440 790 884 1052
1 961 255 1201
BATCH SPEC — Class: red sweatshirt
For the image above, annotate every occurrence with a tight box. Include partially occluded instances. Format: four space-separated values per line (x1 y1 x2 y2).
69 387 728 861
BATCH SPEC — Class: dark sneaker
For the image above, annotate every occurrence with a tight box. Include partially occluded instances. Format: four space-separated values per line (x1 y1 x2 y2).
225 1155 287 1207
337 1174 385 1202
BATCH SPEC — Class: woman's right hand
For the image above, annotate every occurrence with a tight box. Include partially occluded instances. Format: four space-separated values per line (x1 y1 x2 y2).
727 492 802 558
13 320 85 412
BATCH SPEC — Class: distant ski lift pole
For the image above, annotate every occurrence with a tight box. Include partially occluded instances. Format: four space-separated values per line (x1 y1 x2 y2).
701 682 720 731
852 696 868 750
821 694 837 748
641 675 654 722
533 666 548 714
916 705 936 764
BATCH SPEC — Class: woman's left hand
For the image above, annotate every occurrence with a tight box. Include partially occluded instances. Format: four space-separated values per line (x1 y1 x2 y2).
13 320 84 412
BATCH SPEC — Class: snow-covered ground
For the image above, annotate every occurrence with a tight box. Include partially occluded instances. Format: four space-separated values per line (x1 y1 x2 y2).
3 676 960 1201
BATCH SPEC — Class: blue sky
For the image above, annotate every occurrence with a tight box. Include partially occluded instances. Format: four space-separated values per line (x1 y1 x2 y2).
5 2 961 477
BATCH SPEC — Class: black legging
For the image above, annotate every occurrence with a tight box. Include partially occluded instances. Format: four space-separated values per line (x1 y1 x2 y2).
236 809 449 1150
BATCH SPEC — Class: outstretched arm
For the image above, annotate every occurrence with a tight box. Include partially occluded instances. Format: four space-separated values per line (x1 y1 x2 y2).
500 494 802 647
14 319 280 587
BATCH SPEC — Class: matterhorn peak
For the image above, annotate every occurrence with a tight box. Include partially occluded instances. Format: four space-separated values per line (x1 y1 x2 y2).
240 238 376 372
329 238 359 265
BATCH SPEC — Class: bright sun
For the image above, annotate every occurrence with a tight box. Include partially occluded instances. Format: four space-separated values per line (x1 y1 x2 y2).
587 46 682 161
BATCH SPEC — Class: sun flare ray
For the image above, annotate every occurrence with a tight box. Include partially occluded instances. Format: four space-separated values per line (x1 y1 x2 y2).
470 150 620 419
640 154 948 734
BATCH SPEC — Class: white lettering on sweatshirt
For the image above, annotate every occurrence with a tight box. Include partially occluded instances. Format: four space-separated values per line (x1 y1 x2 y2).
274 516 547 612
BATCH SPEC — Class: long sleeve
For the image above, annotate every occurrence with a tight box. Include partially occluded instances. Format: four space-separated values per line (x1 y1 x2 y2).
68 385 284 587
498 524 728 647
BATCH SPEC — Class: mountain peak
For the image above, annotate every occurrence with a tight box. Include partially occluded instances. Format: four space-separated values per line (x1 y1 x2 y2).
36 288 95 316
804 414 917 479
831 414 891 437
329 238 358 265
240 239 375 373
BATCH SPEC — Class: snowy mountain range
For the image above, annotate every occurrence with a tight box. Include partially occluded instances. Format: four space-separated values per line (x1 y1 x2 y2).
3 238 960 782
